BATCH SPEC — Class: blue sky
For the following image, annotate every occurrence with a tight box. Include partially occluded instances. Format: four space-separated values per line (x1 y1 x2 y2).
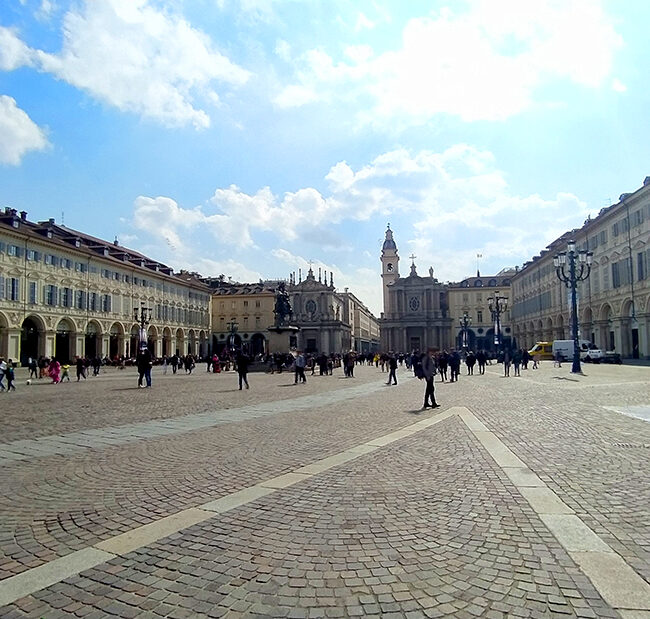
1 0 649 315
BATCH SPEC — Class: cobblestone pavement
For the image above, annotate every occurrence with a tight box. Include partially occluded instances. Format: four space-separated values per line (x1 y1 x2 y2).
0 361 648 617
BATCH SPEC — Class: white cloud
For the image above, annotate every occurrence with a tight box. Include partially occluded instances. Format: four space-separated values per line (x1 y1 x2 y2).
275 0 623 125
1 0 249 129
0 95 50 165
274 39 291 61
36 0 57 21
0 26 34 70
129 143 591 315
612 78 627 93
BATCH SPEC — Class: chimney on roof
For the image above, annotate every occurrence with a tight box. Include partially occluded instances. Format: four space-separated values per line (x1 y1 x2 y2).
114 236 119 246
20 211 27 221
48 218 55 225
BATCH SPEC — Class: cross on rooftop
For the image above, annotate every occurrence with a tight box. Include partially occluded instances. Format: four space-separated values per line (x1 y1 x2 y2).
409 254 416 263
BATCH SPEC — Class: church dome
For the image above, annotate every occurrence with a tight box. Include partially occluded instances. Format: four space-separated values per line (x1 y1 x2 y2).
382 226 397 251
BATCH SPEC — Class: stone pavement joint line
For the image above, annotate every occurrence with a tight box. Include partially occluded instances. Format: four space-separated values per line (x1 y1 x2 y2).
0 548 115 608
0 377 413 465
0 404 459 608
459 408 650 613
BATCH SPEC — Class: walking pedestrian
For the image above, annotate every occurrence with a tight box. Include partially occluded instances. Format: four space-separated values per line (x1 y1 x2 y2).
513 349 522 377
236 350 250 389
386 353 398 385
503 349 511 377
5 360 16 392
294 351 307 384
421 349 440 409
28 356 38 379
75 356 86 381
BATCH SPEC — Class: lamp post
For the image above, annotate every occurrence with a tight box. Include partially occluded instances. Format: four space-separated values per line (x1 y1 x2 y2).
553 240 593 374
459 312 471 351
134 302 152 351
226 320 239 353
488 292 508 352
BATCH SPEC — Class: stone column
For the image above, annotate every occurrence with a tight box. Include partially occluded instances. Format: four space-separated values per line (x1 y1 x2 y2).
44 330 55 358
101 334 110 358
6 328 21 364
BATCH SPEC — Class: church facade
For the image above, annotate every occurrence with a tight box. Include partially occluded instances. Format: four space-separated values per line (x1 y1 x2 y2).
379 226 453 352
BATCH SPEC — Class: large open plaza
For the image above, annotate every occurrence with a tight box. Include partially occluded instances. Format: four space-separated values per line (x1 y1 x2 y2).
0 361 647 618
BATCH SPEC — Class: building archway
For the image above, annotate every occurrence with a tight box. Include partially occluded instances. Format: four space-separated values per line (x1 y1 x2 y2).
599 303 614 351
621 299 639 358
175 328 185 356
188 329 196 356
129 324 139 358
21 315 45 366
555 314 565 340
162 327 172 357
85 320 102 359
0 311 8 361
250 333 266 357
109 322 125 360
147 325 158 355
456 328 476 351
198 330 206 357
55 318 75 363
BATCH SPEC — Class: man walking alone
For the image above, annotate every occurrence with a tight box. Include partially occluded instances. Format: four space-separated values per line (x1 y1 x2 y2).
294 351 307 384
421 348 440 409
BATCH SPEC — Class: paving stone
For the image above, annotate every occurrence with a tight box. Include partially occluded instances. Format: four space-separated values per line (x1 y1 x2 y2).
0 364 646 617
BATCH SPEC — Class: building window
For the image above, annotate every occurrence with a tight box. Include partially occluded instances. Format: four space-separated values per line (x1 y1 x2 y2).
243 300 248 307
477 310 483 323
29 281 37 304
89 292 98 311
45 284 57 306
75 290 86 309
101 294 112 312
255 300 261 308
638 252 647 281
5 277 20 301
61 287 73 307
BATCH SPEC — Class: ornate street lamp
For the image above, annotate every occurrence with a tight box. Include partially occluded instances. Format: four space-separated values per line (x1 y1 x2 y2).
134 302 152 350
488 292 508 351
459 312 471 350
226 320 239 352
553 240 593 373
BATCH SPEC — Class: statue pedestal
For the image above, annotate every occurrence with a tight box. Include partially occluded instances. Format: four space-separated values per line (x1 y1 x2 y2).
267 325 300 353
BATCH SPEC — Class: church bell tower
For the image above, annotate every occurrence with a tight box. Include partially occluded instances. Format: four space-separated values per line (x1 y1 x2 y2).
380 224 399 316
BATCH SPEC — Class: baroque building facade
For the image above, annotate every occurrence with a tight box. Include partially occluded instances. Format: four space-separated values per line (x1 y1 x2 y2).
0 209 211 365
379 226 452 352
511 176 650 358
207 269 380 355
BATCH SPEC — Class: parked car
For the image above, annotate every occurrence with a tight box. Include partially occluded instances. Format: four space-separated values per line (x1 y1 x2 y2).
552 339 604 363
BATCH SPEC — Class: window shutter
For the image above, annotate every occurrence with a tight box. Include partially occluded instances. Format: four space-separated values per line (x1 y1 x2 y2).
0 276 4 300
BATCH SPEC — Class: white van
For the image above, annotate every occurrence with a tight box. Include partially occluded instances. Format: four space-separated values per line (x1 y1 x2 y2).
552 340 604 363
